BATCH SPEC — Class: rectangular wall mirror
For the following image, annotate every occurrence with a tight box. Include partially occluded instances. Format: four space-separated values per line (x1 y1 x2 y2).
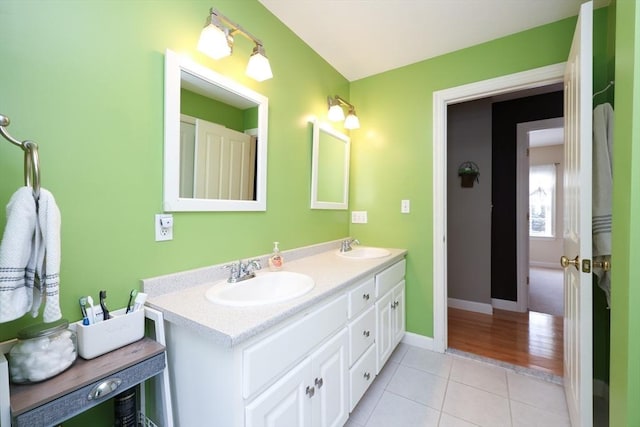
164 49 268 211
310 120 350 210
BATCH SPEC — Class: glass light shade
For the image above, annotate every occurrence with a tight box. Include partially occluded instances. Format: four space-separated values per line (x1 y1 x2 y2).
246 48 273 82
328 105 345 121
198 24 231 59
344 112 360 129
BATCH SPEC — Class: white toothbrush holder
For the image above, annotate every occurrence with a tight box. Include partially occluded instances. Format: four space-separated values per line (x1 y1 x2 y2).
72 308 145 359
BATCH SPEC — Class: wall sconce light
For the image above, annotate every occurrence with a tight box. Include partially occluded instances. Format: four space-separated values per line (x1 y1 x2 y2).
197 8 273 82
327 96 360 129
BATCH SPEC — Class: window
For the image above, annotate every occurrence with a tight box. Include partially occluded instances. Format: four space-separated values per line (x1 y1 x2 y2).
529 164 556 237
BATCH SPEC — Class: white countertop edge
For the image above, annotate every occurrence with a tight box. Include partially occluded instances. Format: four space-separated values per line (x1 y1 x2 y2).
143 242 407 347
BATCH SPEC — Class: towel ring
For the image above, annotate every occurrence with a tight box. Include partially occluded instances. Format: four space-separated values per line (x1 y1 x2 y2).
23 141 40 200
0 114 41 200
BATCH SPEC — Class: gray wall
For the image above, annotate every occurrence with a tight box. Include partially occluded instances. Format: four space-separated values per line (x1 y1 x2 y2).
447 99 492 305
529 144 564 268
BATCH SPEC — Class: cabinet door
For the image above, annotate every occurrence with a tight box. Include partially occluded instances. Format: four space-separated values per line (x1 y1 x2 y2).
391 281 406 347
245 358 312 427
375 290 394 375
312 329 348 427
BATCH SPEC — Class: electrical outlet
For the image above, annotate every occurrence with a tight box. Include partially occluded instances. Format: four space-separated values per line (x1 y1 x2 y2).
351 211 368 224
155 214 173 241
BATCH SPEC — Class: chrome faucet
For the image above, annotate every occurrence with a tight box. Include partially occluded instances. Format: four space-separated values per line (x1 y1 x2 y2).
225 259 262 283
340 238 360 253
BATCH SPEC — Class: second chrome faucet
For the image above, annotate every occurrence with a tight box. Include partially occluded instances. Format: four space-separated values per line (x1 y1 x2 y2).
340 238 360 253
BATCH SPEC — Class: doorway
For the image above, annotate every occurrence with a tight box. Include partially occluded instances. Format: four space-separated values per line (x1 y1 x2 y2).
431 63 566 352
445 90 564 376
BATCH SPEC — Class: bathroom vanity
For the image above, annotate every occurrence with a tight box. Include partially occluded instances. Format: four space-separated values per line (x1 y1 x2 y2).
143 241 406 427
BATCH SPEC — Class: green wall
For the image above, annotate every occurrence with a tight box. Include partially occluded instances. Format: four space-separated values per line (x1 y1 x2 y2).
0 0 349 339
349 16 578 337
181 88 247 132
610 0 640 425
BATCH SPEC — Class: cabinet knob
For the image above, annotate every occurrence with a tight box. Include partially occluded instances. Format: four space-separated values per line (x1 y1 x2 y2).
390 302 395 310
362 293 370 301
87 378 122 400
306 385 315 398
363 330 370 337
363 372 371 381
315 377 324 389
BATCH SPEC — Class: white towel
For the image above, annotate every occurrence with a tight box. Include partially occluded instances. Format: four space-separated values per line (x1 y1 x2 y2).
0 187 38 322
592 102 614 307
31 189 62 322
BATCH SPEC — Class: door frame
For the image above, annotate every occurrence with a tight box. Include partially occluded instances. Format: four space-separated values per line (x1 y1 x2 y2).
432 63 565 352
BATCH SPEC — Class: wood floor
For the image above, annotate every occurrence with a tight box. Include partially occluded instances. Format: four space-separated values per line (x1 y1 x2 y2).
448 308 563 376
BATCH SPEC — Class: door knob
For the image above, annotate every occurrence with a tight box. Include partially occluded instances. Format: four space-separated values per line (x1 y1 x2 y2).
560 255 580 270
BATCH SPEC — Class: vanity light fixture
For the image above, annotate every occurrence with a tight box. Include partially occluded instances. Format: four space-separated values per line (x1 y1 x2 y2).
197 8 273 81
327 95 360 129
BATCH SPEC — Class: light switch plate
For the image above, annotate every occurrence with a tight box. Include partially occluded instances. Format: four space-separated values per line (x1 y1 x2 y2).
401 200 410 214
351 211 368 224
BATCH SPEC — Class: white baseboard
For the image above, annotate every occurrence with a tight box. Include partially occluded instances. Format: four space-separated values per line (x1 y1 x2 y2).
448 298 493 315
402 332 436 351
530 261 562 270
491 298 524 312
593 379 610 400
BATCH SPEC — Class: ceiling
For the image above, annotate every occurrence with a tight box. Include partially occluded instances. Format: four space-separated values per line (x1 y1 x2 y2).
259 0 607 82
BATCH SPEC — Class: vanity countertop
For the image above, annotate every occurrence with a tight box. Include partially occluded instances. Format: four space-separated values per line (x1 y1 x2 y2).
142 241 406 348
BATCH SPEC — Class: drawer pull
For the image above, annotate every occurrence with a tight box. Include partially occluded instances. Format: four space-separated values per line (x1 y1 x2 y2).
315 377 324 389
362 293 370 301
363 330 370 338
306 385 315 398
363 372 371 381
87 378 122 400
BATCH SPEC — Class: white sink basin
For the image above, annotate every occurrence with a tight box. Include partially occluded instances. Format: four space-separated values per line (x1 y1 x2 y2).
205 271 315 307
337 247 391 259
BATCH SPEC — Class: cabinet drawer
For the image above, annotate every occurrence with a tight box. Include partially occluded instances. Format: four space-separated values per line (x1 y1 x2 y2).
348 277 374 318
348 306 375 366
243 295 348 399
375 260 406 297
349 344 376 412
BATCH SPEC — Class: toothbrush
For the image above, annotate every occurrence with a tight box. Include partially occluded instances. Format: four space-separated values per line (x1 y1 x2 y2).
132 292 147 312
99 290 111 320
87 296 97 324
125 289 138 314
79 297 89 325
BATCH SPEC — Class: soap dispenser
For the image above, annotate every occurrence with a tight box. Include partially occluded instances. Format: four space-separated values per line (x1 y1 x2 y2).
269 242 284 271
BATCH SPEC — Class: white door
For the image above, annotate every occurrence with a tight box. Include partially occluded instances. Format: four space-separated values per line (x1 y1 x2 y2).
375 290 393 374
194 119 253 200
391 281 406 346
561 1 593 426
245 358 312 427
311 329 348 427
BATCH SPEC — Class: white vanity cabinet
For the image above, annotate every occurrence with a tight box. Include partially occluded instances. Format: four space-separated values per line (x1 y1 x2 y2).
375 260 406 374
162 256 406 427
165 294 349 427
346 277 376 411
245 328 348 427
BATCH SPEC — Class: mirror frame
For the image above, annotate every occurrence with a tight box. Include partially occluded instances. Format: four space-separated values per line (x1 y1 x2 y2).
310 120 350 210
163 49 268 211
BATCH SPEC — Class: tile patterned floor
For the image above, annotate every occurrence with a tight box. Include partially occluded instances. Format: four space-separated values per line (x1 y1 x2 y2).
344 344 571 427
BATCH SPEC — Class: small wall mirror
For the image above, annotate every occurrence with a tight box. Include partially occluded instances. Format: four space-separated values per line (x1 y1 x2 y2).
310 120 350 210
163 49 268 211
